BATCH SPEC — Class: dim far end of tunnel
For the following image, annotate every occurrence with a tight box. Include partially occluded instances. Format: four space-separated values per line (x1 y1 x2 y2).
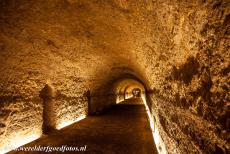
0 0 229 154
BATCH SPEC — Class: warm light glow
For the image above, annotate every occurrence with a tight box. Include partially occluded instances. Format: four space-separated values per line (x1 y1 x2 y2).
56 115 86 130
0 132 41 154
125 94 133 100
116 95 123 104
141 95 167 154
116 94 126 104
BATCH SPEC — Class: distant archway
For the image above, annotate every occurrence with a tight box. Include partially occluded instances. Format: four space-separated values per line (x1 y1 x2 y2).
111 78 146 104
132 88 141 97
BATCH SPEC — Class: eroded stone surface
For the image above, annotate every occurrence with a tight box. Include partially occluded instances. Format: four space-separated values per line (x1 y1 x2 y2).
0 0 229 153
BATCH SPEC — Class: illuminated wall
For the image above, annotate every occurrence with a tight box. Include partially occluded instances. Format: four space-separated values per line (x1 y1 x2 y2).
54 95 88 130
142 94 167 154
0 129 42 153
0 98 43 153
112 79 145 104
0 0 228 153
0 82 89 153
110 78 167 154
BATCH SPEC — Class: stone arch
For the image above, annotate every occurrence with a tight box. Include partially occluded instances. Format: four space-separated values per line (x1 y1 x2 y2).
112 78 146 104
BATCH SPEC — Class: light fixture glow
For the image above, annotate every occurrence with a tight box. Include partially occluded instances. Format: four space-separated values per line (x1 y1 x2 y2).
0 132 41 154
141 95 167 154
56 115 86 130
125 95 133 100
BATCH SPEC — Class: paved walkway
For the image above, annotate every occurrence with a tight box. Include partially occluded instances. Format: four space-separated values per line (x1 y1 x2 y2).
9 99 158 154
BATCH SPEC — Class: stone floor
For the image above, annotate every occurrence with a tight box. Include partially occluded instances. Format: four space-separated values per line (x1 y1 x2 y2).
9 99 158 154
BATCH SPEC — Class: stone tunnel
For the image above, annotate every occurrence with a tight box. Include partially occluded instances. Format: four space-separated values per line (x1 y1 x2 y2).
0 0 229 153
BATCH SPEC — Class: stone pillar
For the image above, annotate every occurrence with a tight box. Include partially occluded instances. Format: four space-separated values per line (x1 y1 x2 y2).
39 84 56 134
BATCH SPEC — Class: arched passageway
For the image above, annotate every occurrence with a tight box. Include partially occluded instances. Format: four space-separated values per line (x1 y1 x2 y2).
0 0 229 153
9 77 159 154
112 78 146 104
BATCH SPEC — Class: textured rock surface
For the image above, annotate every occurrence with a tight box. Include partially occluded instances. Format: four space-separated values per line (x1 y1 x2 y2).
0 0 229 153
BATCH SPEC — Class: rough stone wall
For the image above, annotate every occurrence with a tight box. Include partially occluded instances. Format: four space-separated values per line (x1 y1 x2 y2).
0 0 142 151
0 0 229 153
134 0 230 153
